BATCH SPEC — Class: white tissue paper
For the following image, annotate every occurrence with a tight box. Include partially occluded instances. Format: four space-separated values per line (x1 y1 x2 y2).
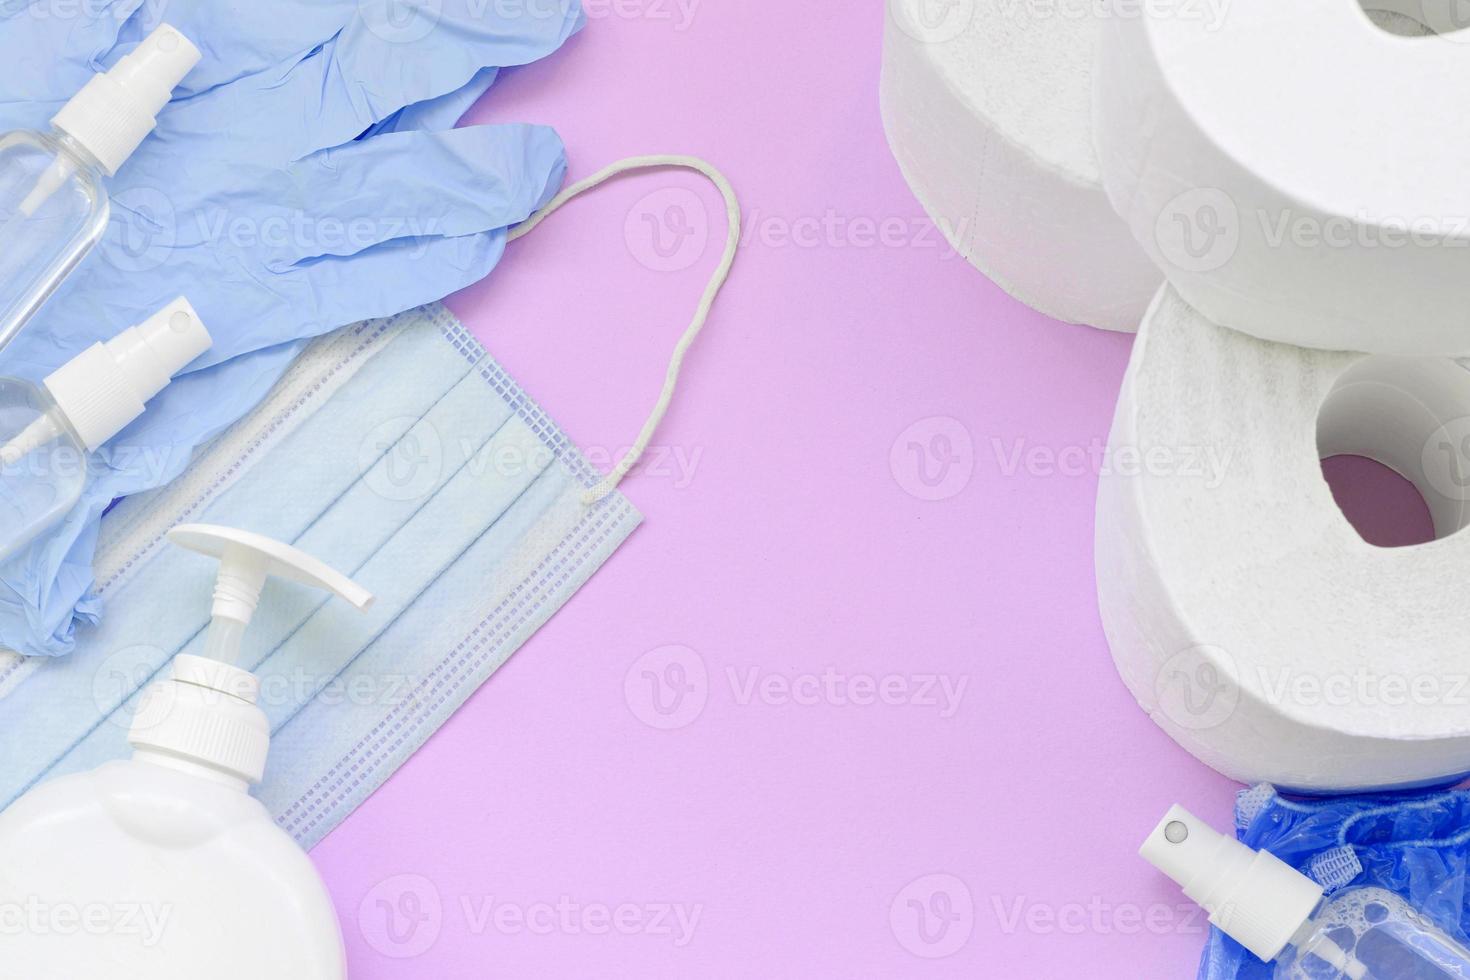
879 0 1158 332
1096 285 1470 792
1093 1 1470 356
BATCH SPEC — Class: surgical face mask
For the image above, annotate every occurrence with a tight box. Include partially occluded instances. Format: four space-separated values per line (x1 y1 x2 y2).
0 157 740 846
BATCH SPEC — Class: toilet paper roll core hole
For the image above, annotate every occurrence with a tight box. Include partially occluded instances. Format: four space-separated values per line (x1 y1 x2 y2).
1360 1 1464 36
1317 356 1470 546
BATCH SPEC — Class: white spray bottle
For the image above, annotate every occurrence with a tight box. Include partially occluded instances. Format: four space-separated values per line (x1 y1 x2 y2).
0 524 373 979
0 295 212 563
0 23 200 352
1142 804 1470 979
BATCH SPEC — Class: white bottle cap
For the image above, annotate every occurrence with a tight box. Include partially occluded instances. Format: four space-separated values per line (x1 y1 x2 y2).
128 527 374 784
129 654 270 784
51 23 201 175
44 296 212 451
1140 805 1324 963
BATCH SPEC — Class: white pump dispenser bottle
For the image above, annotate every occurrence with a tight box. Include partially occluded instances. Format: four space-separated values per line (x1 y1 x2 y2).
1142 804 1470 979
0 23 200 352
0 524 373 980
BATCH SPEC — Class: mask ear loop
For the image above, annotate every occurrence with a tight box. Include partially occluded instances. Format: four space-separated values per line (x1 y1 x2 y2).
507 155 741 505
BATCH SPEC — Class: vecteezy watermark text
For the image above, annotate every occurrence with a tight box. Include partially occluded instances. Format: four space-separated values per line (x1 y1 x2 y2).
726 666 968 718
357 874 702 958
0 898 172 947
625 646 970 730
990 436 1233 488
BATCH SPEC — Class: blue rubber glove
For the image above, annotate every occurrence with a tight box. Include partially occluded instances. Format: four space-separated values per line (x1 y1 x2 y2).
0 0 564 114
0 0 586 656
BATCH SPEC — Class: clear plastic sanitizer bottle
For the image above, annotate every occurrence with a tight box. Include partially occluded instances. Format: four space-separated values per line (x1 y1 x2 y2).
0 296 211 563
0 524 374 979
0 23 199 352
1143 805 1470 979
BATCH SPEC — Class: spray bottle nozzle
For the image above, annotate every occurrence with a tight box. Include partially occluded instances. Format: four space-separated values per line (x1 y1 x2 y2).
50 23 200 176
167 524 374 665
102 24 202 119
38 296 212 454
1141 805 1325 964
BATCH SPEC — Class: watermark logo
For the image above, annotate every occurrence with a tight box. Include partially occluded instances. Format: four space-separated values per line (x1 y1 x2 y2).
461 897 702 945
0 433 182 489
990 436 1232 488
358 0 444 43
103 188 444 273
93 646 418 734
627 648 970 729
1154 644 1239 731
993 0 1232 30
90 645 169 731
1254 666 1470 710
359 877 701 951
193 206 440 260
891 0 976 44
1155 188 1240 274
1155 190 1470 272
1258 210 1470 251
1424 416 1470 502
740 208 965 255
990 894 1208 936
359 874 444 959
0 898 172 947
105 187 176 274
890 416 975 501
7 0 174 28
890 873 974 958
584 0 702 30
726 667 968 718
625 645 709 730
360 418 445 503
625 187 711 273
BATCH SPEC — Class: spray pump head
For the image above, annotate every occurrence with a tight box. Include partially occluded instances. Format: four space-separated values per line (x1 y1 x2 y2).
1140 805 1324 963
127 525 373 784
43 296 212 452
51 23 201 175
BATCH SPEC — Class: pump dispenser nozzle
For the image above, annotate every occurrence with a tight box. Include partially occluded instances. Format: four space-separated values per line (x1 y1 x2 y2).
168 524 375 665
127 525 373 785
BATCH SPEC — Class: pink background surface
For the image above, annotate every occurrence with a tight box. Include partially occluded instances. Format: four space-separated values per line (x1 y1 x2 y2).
309 3 1432 976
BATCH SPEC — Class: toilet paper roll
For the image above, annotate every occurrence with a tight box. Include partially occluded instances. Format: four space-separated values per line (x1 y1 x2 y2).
879 0 1159 332
1097 285 1470 792
1365 5 1436 35
1093 1 1470 356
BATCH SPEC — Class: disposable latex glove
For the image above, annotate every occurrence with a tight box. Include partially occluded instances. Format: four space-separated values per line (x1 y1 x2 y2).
0 0 585 656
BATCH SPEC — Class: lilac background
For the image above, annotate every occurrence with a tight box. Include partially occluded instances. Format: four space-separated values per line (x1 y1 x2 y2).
310 3 1433 975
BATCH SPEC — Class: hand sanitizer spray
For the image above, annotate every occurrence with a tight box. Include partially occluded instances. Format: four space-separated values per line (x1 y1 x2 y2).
0 296 211 563
0 23 200 352
1142 805 1470 978
0 524 373 979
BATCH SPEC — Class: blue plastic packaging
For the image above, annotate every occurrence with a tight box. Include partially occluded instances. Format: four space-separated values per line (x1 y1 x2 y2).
1201 785 1470 980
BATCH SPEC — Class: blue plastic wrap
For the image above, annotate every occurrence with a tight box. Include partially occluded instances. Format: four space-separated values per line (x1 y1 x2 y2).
1201 785 1470 979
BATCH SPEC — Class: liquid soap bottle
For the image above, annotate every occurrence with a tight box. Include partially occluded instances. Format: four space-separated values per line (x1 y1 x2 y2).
0 523 374 979
1142 804 1470 979
0 23 200 352
0 296 211 563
